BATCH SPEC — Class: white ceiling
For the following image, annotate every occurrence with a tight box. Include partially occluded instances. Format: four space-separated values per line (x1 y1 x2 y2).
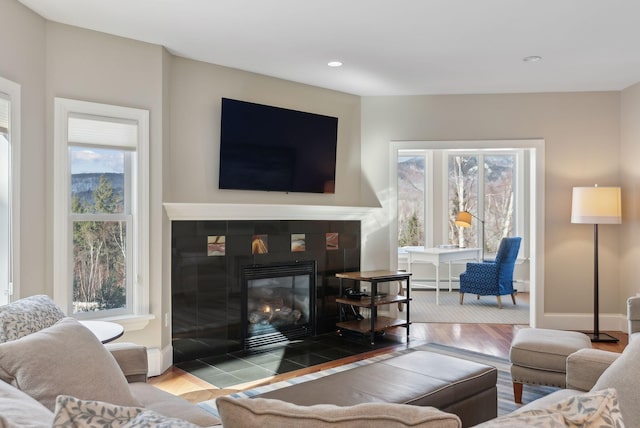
18 0 640 96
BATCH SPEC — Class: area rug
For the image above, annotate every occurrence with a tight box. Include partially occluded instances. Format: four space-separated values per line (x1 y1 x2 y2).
197 342 558 419
406 289 530 324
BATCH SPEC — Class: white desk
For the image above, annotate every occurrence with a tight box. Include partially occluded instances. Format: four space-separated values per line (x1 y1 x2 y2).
404 247 481 304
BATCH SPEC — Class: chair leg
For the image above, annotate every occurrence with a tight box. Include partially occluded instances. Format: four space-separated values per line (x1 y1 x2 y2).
497 295 502 309
459 293 464 305
513 382 523 404
511 293 517 305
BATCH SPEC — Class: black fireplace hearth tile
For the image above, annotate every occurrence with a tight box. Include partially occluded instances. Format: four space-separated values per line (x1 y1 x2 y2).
313 346 358 361
234 350 282 364
283 352 331 367
260 359 306 374
287 341 331 355
174 331 422 390
196 370 245 389
228 365 277 382
200 355 255 372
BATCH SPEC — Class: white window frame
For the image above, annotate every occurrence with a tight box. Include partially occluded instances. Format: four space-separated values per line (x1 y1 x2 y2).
0 76 21 304
393 145 527 256
53 98 150 327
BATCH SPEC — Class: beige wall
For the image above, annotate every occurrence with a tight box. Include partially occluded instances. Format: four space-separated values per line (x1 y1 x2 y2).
43 22 167 348
0 0 46 298
167 56 361 206
361 93 624 327
621 82 640 304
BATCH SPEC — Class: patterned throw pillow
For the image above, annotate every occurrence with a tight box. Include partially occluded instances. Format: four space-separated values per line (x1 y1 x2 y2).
0 295 65 342
53 395 200 428
474 388 624 427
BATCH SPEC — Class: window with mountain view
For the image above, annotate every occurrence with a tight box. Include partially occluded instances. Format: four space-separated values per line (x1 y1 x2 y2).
70 146 130 313
397 150 519 257
397 155 425 247
54 98 149 319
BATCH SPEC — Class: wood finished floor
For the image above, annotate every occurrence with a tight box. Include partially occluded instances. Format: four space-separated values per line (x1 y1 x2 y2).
150 293 628 403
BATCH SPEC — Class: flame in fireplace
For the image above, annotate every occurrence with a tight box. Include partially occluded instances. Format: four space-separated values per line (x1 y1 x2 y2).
242 261 316 349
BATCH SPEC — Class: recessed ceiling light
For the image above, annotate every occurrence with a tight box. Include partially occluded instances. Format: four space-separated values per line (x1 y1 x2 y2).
328 61 343 67
523 55 542 63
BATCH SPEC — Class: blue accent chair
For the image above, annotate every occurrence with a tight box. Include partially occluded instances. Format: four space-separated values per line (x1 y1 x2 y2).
459 236 522 308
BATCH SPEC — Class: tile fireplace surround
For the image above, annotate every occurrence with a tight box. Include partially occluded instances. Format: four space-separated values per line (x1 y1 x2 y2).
166 203 375 363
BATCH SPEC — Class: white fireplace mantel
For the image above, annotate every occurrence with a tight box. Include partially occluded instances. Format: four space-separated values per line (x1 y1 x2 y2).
163 203 380 221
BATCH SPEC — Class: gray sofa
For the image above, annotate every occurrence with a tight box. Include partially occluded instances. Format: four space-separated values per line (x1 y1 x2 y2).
0 295 221 427
2 294 638 427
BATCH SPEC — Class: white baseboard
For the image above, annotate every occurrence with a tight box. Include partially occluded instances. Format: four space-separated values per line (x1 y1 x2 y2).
146 345 173 377
537 313 627 333
513 279 530 293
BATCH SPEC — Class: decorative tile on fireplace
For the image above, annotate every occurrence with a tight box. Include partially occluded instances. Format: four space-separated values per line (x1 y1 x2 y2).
172 220 361 363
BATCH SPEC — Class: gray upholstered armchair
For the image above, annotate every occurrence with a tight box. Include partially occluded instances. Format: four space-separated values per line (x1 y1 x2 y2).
549 296 640 426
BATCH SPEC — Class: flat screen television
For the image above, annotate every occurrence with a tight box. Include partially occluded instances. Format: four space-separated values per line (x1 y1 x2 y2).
219 98 338 194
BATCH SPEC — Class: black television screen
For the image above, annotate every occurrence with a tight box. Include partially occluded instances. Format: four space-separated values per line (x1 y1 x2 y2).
219 98 338 194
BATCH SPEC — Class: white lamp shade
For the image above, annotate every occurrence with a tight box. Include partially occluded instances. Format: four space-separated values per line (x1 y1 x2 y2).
571 186 622 224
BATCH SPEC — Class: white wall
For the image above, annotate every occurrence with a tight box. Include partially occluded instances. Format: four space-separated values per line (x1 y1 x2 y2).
361 93 624 328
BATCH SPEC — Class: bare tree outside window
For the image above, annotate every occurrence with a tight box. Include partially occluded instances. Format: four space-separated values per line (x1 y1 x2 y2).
397 156 425 246
483 155 515 253
448 154 515 255
448 156 478 248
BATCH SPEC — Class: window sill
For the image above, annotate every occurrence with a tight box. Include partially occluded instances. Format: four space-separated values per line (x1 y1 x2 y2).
82 314 156 332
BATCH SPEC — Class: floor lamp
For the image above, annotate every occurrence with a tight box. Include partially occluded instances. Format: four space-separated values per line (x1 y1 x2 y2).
571 185 621 343
455 210 485 261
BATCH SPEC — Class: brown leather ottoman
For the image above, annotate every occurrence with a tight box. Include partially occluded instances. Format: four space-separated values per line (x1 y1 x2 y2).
258 348 497 427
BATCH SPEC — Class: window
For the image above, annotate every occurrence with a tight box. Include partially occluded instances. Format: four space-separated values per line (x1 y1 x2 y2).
397 148 523 258
0 77 20 305
448 153 516 254
54 99 149 320
397 154 426 247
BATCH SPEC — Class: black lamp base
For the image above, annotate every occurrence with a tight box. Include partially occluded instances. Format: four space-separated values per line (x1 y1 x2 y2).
584 332 619 343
